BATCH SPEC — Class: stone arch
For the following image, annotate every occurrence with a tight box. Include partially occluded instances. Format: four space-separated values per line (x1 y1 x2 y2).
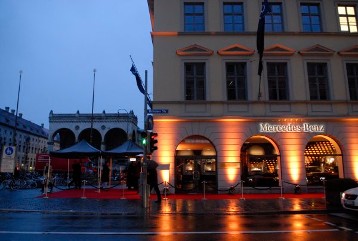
78 128 102 150
51 128 76 149
104 128 127 150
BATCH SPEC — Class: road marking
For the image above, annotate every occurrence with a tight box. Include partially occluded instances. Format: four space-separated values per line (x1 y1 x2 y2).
0 229 339 236
338 226 353 231
311 217 324 222
324 221 337 227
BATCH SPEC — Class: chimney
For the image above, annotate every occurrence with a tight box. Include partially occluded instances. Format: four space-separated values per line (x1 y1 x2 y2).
19 113 23 118
11 109 15 114
5 107 10 112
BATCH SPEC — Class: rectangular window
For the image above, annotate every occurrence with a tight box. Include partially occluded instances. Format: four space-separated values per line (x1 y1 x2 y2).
267 62 289 100
185 63 206 100
223 2 244 32
300 3 321 32
265 3 283 32
338 5 357 33
307 63 329 100
184 2 205 32
226 62 247 100
347 63 358 100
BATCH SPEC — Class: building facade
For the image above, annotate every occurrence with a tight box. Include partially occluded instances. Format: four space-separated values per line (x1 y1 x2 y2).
147 0 358 193
0 107 48 171
48 110 139 153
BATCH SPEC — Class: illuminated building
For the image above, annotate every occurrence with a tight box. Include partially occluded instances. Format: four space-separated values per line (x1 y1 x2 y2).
146 0 358 193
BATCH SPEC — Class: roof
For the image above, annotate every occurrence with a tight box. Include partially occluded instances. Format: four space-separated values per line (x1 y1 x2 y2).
0 107 48 138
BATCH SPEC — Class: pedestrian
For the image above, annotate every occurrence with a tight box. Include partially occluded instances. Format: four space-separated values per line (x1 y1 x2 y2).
147 159 161 203
41 163 53 193
102 161 110 189
68 161 82 189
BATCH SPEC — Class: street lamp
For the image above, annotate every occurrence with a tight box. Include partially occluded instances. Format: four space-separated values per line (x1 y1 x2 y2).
12 70 22 146
11 70 22 169
90 68 96 145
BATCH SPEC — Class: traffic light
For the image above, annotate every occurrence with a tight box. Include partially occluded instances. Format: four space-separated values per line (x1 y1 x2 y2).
149 132 158 153
140 131 147 146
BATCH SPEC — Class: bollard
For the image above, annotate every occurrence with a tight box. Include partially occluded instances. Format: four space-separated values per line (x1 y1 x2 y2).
202 181 207 200
43 179 49 199
81 180 87 199
279 183 285 199
143 184 150 208
240 181 245 200
121 179 126 199
163 181 168 200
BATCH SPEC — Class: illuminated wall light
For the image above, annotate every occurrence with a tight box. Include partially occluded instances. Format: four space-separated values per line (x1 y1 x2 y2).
288 155 300 182
218 124 242 184
153 119 179 186
281 133 303 183
160 169 170 183
226 166 239 182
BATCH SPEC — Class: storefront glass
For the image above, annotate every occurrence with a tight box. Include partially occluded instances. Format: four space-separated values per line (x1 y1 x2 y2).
175 136 217 193
305 136 342 186
241 136 280 187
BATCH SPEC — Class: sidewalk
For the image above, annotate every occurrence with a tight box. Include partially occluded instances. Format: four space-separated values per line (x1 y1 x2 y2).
0 188 328 215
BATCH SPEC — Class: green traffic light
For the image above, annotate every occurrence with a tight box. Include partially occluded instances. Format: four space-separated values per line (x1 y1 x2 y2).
140 131 148 145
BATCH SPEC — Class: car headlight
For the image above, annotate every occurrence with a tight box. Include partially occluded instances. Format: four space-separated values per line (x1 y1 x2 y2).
341 193 346 199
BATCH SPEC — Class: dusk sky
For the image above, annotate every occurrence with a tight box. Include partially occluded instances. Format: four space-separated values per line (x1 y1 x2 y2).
0 0 153 129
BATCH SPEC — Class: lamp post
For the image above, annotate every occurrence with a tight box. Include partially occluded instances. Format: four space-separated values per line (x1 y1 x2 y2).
12 70 22 145
12 70 22 169
90 68 96 145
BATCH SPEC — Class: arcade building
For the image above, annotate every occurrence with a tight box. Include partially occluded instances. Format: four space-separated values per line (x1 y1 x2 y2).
47 110 139 153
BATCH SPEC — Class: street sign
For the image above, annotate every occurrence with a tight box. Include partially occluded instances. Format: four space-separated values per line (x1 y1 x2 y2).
147 109 169 114
1 146 16 173
146 115 154 130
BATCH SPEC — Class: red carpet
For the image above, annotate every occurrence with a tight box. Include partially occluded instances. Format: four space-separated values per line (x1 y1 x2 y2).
39 188 324 200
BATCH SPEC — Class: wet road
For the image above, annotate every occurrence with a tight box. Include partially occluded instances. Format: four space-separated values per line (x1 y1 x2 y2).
0 212 357 241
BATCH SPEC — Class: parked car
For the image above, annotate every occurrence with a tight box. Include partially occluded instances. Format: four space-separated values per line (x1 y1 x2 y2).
341 187 358 211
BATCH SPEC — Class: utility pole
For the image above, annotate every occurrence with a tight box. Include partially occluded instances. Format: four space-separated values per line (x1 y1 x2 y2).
141 70 149 208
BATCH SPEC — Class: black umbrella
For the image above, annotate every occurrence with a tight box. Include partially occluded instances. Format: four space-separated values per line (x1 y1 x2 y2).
104 140 144 157
50 139 101 158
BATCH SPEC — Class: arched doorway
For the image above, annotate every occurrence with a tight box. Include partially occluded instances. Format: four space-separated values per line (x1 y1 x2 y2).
241 135 280 187
78 128 102 150
104 128 127 150
175 135 217 193
52 128 75 149
305 135 342 186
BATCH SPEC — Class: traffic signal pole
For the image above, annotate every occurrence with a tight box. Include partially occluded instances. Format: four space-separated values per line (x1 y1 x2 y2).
141 70 149 208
